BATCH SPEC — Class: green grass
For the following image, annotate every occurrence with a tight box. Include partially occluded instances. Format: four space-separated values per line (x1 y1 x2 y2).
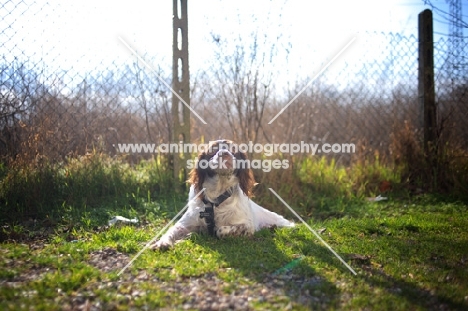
1 153 467 309
0 195 467 310
0 152 181 227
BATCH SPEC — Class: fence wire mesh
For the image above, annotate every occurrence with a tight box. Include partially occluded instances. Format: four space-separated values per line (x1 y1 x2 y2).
1 1 467 163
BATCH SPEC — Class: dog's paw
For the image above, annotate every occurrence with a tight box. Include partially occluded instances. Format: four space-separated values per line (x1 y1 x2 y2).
151 239 173 251
215 226 232 238
216 225 251 238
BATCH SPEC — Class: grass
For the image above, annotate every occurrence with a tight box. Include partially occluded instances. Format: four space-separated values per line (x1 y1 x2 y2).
1 196 467 309
0 152 179 226
1 153 467 309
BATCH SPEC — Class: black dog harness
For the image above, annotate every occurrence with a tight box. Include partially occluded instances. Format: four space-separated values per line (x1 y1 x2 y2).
199 188 234 236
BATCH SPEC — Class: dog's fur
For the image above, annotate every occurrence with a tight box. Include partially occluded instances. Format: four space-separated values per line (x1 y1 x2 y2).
152 140 294 250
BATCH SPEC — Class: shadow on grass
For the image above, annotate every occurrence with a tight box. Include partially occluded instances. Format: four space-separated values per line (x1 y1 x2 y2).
359 265 468 310
373 229 467 310
190 228 341 309
295 227 467 310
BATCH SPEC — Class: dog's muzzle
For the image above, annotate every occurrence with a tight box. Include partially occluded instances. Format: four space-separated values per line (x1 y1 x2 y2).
209 150 236 176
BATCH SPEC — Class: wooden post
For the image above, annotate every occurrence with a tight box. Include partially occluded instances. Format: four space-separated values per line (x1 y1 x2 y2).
418 9 437 152
172 0 191 189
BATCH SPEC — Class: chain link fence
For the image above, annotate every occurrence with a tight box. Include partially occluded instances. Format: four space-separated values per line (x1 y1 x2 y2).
1 1 467 164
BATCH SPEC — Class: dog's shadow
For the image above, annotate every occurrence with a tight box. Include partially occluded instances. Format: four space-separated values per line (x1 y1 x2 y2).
187 226 341 308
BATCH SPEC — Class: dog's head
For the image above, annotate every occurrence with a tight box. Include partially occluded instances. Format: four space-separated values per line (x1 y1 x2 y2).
188 139 255 197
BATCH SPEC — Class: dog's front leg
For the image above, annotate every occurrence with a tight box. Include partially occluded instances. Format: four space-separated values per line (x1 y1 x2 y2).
152 224 190 250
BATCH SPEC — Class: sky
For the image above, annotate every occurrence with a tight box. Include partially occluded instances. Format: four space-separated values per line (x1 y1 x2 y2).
1 0 460 90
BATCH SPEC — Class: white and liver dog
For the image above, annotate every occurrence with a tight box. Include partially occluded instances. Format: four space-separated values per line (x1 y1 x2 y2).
152 139 294 250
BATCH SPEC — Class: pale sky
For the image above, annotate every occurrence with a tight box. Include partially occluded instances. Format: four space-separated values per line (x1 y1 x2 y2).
1 0 457 89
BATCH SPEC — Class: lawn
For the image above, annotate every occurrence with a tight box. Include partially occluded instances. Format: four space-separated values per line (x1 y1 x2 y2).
1 194 467 310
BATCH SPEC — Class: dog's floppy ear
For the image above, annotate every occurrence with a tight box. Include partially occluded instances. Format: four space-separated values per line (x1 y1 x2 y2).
188 149 214 194
235 150 255 197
